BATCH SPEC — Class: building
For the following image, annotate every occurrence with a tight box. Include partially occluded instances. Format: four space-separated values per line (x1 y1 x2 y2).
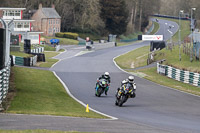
31 4 61 36
0 7 43 44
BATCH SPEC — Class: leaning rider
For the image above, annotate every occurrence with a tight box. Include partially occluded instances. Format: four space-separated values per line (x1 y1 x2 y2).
117 76 136 98
98 72 111 95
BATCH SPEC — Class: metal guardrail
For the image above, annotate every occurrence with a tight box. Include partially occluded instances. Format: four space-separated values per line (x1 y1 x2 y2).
120 38 138 42
157 63 200 87
0 60 11 106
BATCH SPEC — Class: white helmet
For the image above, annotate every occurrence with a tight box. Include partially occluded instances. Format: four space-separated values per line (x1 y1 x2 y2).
128 76 134 83
104 72 109 77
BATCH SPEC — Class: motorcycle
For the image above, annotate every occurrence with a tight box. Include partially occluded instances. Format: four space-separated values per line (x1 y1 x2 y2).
95 78 109 97
115 83 136 107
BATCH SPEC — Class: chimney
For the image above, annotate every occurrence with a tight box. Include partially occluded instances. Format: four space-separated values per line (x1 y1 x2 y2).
39 3 42 9
52 4 55 9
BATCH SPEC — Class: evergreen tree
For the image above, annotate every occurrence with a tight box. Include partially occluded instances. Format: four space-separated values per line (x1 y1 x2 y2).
100 0 128 35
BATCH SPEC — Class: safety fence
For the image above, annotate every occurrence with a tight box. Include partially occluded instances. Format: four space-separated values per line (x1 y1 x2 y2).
157 63 200 87
120 38 138 43
31 47 44 54
152 14 190 21
12 55 38 66
0 60 11 106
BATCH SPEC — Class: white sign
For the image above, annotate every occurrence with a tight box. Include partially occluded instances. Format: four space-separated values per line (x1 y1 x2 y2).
142 35 163 41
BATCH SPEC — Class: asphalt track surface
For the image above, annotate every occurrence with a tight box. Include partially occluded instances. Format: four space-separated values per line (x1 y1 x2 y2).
1 19 200 133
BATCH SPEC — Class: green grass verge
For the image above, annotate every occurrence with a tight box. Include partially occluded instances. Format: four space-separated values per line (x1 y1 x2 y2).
131 67 200 96
42 36 78 45
78 33 101 41
7 67 106 119
154 45 200 72
150 22 159 35
43 45 56 51
115 46 150 69
38 52 59 68
0 129 99 133
10 51 32 58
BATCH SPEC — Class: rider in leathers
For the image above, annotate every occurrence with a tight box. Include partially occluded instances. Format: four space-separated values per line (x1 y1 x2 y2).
97 72 110 95
117 76 136 98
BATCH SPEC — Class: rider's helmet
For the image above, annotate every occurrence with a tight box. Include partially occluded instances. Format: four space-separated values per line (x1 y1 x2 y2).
128 76 134 83
104 72 109 79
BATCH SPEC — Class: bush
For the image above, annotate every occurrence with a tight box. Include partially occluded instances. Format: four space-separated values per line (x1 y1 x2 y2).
55 33 64 38
55 32 78 40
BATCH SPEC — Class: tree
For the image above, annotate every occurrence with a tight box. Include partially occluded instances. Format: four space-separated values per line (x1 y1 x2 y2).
100 0 128 35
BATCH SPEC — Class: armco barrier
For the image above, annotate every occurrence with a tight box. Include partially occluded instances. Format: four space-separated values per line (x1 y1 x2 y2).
152 14 190 21
93 42 115 50
0 60 11 106
120 38 138 42
157 63 200 87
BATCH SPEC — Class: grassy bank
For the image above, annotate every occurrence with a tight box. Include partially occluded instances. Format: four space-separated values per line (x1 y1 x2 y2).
150 22 159 35
42 36 78 45
7 67 106 119
10 51 32 58
115 46 150 69
154 45 200 72
38 51 60 68
132 67 200 96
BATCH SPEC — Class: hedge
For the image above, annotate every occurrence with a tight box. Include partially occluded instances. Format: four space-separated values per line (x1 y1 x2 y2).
55 32 79 40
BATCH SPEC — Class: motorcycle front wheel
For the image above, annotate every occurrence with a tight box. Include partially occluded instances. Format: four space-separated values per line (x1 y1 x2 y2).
119 95 126 107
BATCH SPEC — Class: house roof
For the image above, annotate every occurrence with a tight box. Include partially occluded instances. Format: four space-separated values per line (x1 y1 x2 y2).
42 8 61 19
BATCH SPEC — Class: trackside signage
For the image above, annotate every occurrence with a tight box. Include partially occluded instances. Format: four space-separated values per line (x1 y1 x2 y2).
142 35 163 41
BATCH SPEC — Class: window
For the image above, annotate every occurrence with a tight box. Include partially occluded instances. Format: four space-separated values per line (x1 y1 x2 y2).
49 20 51 24
3 10 7 16
49 28 52 33
24 22 29 28
15 11 20 16
29 35 38 40
53 20 55 24
17 23 23 28
10 11 14 16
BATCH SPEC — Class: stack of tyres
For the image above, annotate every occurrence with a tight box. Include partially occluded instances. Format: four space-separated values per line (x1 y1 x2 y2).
0 28 6 70
24 39 31 54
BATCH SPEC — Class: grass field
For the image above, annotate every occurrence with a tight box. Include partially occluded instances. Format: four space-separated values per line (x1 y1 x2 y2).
10 51 32 58
132 67 200 96
150 22 159 35
38 51 60 68
154 45 200 72
7 67 106 119
115 46 150 69
42 36 78 45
